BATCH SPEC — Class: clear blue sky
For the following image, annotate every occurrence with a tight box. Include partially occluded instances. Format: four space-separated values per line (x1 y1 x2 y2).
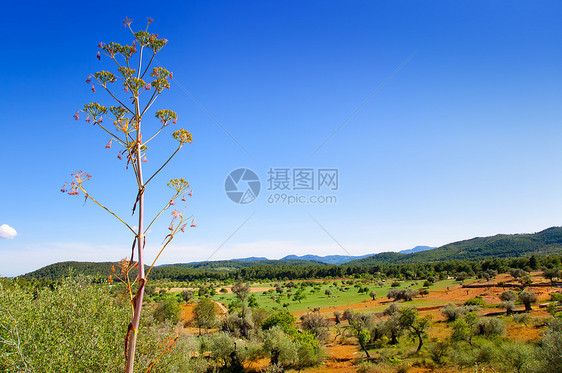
2 1 562 276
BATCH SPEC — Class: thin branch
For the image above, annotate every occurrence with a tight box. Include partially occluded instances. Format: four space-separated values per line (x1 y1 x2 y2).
143 146 181 187
143 195 178 234
77 185 136 235
145 214 191 279
144 329 180 373
109 54 125 70
140 53 155 80
145 234 174 279
102 86 135 115
142 123 167 147
95 122 127 146
140 90 160 118
137 46 144 80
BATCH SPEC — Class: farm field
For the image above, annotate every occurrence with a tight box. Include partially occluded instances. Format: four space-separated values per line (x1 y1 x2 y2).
171 272 559 372
209 279 461 314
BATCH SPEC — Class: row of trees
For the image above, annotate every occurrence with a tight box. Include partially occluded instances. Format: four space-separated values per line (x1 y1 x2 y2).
21 254 562 284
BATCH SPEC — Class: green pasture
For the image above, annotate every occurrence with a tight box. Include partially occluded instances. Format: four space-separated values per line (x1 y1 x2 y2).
205 278 467 313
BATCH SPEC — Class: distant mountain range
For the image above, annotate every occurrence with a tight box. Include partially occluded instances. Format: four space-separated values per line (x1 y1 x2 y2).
398 245 436 254
20 227 562 279
229 246 435 265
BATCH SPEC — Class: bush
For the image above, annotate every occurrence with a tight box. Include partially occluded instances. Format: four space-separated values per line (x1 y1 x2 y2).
499 300 516 315
464 296 485 306
300 312 329 342
263 326 298 368
519 291 537 311
193 297 218 333
537 318 562 373
513 313 530 325
475 317 505 337
441 303 479 322
154 296 181 324
387 288 419 302
262 311 296 332
427 339 449 365
181 289 194 302
0 277 196 372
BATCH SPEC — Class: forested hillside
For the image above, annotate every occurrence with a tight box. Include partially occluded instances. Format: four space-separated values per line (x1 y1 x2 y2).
348 227 562 266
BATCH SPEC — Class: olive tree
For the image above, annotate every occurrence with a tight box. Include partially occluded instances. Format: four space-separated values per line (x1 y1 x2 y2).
399 307 433 353
518 291 537 312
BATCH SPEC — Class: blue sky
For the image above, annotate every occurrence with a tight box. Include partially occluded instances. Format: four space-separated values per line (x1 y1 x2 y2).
2 1 562 276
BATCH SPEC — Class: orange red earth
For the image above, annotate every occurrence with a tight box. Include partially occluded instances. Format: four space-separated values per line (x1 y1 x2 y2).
178 273 555 372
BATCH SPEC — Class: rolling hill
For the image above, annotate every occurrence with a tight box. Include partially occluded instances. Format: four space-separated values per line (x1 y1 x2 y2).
20 227 562 280
347 226 562 266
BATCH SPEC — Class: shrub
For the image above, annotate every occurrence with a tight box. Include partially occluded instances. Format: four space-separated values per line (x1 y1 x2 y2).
427 339 449 365
498 342 537 373
464 296 485 306
300 312 329 342
193 297 218 333
537 318 562 373
262 311 296 332
499 300 516 315
513 313 530 325
263 326 298 368
153 296 181 324
0 277 195 372
441 303 479 322
455 272 469 281
333 310 343 325
500 290 517 302
387 288 419 302
181 289 194 302
475 317 505 337
510 268 528 279
519 291 537 311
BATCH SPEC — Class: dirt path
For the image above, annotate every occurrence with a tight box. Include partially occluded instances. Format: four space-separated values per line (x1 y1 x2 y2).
213 300 228 314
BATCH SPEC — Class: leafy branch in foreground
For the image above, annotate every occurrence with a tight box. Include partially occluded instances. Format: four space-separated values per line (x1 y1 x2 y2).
62 17 194 373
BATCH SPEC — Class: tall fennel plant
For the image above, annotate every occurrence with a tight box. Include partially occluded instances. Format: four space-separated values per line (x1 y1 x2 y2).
63 17 194 372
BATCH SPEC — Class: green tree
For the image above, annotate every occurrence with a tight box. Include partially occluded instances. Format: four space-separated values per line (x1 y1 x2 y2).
519 291 537 311
293 289 306 303
181 290 193 302
194 297 218 335
543 268 560 284
153 297 180 324
500 290 517 302
300 312 329 342
451 311 478 345
262 311 297 333
500 300 516 316
232 280 251 303
399 307 433 353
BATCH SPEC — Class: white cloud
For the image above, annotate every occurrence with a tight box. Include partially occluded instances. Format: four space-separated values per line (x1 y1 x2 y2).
0 224 17 239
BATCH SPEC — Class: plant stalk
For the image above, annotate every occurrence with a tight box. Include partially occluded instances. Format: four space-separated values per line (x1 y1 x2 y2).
125 97 146 373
